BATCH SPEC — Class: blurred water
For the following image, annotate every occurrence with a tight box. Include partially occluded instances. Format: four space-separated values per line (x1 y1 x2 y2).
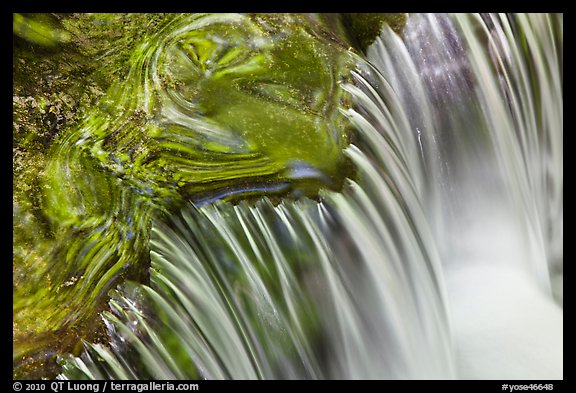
366 13 563 378
54 13 562 380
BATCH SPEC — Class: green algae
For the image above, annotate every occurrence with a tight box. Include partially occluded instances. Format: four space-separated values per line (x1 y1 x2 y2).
13 13 71 47
13 14 176 379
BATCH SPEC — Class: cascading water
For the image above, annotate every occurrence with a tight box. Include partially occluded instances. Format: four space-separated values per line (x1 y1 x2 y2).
364 13 563 378
14 13 562 380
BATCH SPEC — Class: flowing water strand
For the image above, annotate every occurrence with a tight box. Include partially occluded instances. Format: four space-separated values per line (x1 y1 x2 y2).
57 12 562 380
367 13 562 295
58 181 453 379
453 13 563 294
448 14 563 378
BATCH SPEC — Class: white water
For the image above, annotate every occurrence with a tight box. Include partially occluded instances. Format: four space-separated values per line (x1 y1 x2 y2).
366 13 562 379
59 13 562 380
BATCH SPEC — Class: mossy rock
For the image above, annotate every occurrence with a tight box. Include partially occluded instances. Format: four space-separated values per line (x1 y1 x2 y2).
341 13 407 52
13 13 406 379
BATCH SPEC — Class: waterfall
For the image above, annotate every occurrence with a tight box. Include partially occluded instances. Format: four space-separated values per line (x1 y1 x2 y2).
365 13 563 379
53 13 562 380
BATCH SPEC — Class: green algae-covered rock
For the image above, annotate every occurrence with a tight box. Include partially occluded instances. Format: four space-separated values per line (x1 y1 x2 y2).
38 12 356 327
13 13 406 378
341 13 407 52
